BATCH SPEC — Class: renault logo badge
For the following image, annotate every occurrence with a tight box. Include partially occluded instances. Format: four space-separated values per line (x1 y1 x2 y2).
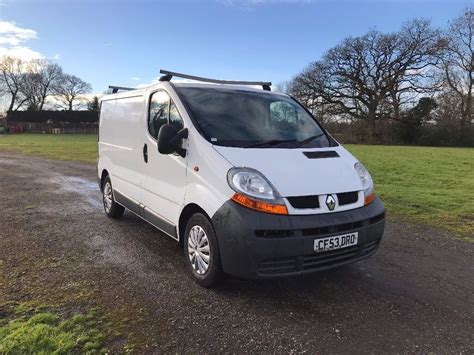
326 195 336 211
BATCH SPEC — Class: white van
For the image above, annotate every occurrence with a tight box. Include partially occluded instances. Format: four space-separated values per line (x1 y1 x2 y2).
98 70 385 287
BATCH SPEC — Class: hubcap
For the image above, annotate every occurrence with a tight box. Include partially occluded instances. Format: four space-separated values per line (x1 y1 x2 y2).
187 225 210 275
103 182 113 213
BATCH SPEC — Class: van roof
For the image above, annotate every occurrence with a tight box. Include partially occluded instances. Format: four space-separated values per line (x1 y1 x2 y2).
173 82 287 96
102 81 288 101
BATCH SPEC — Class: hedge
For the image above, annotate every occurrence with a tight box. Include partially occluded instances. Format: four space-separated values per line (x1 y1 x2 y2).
7 111 98 123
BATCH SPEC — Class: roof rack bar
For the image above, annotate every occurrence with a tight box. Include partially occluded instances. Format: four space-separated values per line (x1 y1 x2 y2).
159 69 272 91
108 85 135 94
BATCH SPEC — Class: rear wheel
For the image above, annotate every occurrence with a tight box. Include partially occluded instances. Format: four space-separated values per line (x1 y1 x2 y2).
102 175 125 219
184 213 223 287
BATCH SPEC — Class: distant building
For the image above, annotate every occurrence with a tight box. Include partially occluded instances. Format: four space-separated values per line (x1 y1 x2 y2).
6 111 99 134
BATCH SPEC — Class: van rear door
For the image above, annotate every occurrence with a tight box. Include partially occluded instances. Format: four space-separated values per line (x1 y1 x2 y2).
140 90 186 239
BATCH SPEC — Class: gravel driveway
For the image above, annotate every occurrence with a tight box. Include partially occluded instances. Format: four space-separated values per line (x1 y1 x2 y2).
0 151 472 353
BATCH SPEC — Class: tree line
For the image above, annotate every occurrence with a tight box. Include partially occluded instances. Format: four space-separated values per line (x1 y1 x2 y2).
2 9 472 146
0 57 97 113
288 8 473 146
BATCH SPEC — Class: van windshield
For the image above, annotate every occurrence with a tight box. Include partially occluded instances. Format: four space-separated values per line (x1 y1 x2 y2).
176 87 332 148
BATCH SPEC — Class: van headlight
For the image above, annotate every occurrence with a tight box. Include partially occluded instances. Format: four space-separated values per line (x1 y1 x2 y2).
354 162 376 205
228 168 276 200
227 167 288 215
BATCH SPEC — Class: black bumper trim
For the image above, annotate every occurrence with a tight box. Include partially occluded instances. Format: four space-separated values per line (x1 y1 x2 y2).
211 197 385 279
259 239 379 276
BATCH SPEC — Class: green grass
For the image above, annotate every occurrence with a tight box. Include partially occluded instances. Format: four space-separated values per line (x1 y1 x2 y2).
0 304 106 354
347 145 474 239
0 134 97 163
0 134 473 239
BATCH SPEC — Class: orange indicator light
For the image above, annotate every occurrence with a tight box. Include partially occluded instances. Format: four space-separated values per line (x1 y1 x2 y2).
231 193 288 215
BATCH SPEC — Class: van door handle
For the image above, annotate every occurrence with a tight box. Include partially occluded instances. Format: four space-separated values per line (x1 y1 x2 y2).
143 143 148 163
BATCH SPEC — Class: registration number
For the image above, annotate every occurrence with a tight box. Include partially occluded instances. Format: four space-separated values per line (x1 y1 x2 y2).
314 232 358 253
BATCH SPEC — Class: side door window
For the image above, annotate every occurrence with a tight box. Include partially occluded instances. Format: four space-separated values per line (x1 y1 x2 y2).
148 91 170 139
169 101 184 131
148 91 184 139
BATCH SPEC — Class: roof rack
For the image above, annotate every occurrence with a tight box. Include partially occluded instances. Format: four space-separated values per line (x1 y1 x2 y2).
159 69 272 91
108 85 135 94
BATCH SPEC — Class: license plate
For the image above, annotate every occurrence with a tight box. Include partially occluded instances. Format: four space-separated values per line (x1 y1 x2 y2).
314 232 358 253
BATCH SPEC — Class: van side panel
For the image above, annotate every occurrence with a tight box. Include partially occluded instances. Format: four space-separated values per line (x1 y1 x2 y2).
99 95 144 202
181 129 235 221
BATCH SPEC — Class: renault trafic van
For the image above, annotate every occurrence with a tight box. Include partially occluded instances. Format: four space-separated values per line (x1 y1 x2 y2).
98 70 385 287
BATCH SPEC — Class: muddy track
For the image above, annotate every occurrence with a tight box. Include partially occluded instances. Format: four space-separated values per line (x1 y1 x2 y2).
0 151 472 353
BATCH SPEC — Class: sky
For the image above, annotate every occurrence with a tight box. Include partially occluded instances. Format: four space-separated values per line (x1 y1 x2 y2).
0 0 472 95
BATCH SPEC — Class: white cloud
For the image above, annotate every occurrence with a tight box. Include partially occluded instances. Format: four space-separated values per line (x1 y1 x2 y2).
0 21 42 61
0 21 37 46
131 77 141 81
104 43 112 47
0 45 42 60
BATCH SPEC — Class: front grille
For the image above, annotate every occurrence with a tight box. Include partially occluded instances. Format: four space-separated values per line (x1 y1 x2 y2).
301 220 364 236
257 240 380 276
255 230 295 238
337 191 359 205
258 257 298 274
255 212 384 239
287 196 320 209
302 240 379 270
287 191 359 210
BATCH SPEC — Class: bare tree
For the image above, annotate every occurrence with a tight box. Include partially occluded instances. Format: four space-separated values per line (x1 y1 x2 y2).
19 71 42 111
289 19 441 140
0 57 28 112
438 8 473 129
20 59 63 111
55 74 92 111
87 96 100 111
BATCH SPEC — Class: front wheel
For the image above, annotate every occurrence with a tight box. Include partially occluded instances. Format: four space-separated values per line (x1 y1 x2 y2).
102 175 125 219
184 213 223 288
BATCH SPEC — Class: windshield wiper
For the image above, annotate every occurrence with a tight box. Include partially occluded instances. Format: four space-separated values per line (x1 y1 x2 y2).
296 133 324 148
244 139 298 148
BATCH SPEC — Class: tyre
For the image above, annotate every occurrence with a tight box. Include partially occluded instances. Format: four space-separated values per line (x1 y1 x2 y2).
102 175 125 219
184 213 223 287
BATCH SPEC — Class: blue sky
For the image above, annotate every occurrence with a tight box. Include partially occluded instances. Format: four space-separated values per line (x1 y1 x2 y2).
0 0 471 94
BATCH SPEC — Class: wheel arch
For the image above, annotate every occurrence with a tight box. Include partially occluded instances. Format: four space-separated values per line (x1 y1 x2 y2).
100 169 109 192
178 203 210 248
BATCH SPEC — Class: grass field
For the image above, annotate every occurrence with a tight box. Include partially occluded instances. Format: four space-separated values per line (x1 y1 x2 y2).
0 134 97 163
1 134 473 239
348 145 474 239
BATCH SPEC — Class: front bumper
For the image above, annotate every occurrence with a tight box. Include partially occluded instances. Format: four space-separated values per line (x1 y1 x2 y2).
211 197 385 279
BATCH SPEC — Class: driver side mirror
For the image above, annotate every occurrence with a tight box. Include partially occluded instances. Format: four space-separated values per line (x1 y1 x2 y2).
157 124 188 157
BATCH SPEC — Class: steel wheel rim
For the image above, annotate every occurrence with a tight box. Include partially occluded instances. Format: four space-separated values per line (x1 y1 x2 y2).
187 225 210 275
103 182 113 213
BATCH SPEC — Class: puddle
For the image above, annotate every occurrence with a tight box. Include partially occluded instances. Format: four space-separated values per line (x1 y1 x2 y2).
89 234 139 267
48 175 102 209
0 157 20 166
50 175 98 192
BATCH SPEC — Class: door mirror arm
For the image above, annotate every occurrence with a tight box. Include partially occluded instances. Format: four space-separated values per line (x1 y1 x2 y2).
157 125 188 158
169 128 188 157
